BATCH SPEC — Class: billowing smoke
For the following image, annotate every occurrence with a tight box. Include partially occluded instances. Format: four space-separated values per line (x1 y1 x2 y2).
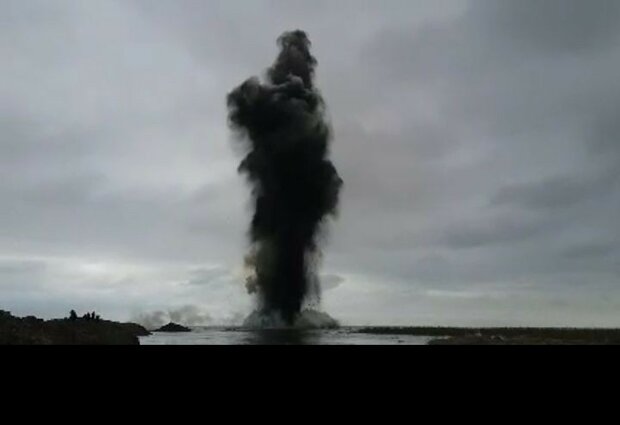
132 305 213 330
227 30 342 325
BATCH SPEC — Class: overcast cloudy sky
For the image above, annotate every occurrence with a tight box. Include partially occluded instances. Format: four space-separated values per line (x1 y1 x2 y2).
2 0 619 327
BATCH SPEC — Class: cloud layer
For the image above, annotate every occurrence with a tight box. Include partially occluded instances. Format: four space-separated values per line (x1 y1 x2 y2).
1 0 619 326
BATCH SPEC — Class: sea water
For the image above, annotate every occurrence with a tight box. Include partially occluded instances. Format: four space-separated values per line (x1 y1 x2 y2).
139 327 434 345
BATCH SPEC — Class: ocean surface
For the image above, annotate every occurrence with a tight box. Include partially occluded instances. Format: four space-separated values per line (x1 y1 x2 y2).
139 327 434 345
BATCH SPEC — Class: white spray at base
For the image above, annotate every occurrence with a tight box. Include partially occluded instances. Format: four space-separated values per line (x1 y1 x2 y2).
243 309 339 330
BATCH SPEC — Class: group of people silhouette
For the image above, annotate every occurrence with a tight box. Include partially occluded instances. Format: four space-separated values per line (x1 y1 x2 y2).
69 310 101 322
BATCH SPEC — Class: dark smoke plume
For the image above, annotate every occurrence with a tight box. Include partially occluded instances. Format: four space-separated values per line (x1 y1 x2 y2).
227 30 342 325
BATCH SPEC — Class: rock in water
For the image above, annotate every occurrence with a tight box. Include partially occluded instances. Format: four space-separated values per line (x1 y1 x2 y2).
153 322 192 333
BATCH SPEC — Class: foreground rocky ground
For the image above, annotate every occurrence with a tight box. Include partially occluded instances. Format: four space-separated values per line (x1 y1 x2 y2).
0 310 150 345
357 327 620 345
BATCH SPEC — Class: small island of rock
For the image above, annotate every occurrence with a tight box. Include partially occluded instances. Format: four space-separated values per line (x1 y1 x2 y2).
154 322 192 333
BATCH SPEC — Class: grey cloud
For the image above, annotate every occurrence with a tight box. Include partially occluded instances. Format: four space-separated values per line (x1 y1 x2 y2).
491 171 619 211
438 213 551 250
470 0 620 54
0 259 47 274
0 259 48 292
588 105 620 158
562 242 618 261
185 266 235 286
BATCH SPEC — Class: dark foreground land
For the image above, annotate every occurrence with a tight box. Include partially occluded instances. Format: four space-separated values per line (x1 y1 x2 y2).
0 310 150 345
357 326 620 345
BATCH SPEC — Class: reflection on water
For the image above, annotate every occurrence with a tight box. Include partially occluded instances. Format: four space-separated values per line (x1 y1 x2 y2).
241 329 324 345
139 327 433 345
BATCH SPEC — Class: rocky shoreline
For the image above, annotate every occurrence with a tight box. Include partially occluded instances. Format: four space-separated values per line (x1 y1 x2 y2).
0 310 150 345
357 326 620 345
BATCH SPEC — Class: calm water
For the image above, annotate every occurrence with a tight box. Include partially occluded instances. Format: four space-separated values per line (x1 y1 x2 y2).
139 327 434 345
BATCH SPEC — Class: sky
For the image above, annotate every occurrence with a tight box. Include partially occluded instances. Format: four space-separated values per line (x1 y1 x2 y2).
1 0 619 327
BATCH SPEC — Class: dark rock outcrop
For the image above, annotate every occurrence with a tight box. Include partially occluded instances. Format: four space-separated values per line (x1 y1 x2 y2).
0 310 150 345
153 322 192 333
